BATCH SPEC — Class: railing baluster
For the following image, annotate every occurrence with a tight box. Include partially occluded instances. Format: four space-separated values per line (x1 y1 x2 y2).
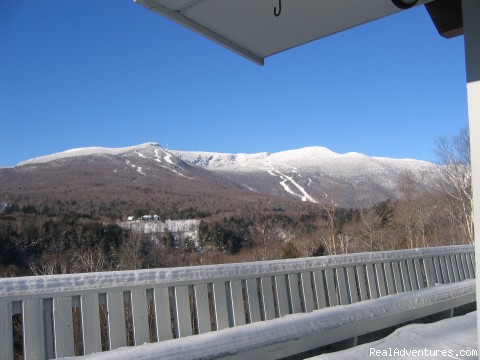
194 284 212 333
325 269 338 306
301 272 315 312
391 261 403 293
346 267 358 303
465 253 475 279
105 292 126 350
246 279 261 322
423 257 437 287
383 262 396 295
81 294 102 355
414 259 425 289
375 264 387 297
456 254 466 281
43 299 54 360
153 287 173 341
213 282 229 330
274 275 290 316
336 268 349 304
445 256 455 283
366 264 378 299
229 280 245 326
407 260 419 290
356 266 368 300
400 261 412 291
312 270 327 309
433 257 444 284
450 255 460 282
0 301 14 360
460 253 470 279
131 289 150 344
173 286 192 338
261 277 276 320
440 256 451 283
287 274 303 313
53 296 75 357
23 299 45 360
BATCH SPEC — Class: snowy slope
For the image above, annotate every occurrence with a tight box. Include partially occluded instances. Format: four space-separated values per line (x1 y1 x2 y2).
17 142 197 179
172 146 435 175
15 143 442 207
18 143 163 166
172 146 440 206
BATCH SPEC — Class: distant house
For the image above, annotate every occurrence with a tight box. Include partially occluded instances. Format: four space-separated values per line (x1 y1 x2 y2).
142 215 153 221
153 215 160 221
127 216 135 222
0 202 7 213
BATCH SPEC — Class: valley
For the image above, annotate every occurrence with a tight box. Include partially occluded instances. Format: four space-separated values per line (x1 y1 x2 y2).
0 142 469 277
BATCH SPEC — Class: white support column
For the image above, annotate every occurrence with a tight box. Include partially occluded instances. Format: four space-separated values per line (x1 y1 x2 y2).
461 0 480 349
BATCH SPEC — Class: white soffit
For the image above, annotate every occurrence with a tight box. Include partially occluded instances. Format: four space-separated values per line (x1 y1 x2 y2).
135 0 432 65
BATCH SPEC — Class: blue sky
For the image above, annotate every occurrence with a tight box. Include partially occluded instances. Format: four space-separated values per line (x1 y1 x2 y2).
0 0 469 167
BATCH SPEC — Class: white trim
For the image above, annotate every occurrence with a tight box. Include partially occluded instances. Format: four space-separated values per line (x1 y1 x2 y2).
461 0 480 351
135 0 265 65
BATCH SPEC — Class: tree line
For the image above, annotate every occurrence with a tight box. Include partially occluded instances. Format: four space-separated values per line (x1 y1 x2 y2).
0 128 471 276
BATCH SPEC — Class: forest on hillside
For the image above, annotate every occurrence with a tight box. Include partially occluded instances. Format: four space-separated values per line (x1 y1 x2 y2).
0 188 471 277
0 129 472 277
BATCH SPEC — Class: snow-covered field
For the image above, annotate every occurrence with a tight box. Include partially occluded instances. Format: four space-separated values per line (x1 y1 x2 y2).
119 219 199 245
121 219 199 234
313 311 477 360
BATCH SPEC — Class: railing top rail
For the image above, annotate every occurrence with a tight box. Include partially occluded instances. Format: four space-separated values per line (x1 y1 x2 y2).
0 245 473 300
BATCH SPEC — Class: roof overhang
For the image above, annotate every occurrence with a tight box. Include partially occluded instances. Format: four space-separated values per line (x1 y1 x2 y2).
425 0 464 39
135 0 434 65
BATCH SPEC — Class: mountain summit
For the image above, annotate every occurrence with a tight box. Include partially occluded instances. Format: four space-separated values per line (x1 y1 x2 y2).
171 146 439 207
6 143 440 209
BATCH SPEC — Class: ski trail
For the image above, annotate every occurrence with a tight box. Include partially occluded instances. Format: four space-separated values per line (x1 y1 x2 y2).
164 153 173 164
268 168 317 203
159 164 192 178
125 160 145 176
154 149 163 163
153 149 192 178
277 170 317 203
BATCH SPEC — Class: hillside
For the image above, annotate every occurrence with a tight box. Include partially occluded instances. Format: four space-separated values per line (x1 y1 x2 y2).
0 143 314 218
0 142 467 277
0 143 442 216
171 146 440 207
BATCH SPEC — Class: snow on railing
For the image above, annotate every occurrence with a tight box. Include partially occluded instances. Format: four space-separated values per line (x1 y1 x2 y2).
0 245 474 360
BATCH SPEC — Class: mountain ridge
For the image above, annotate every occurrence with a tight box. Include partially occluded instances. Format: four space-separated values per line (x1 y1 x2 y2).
6 142 441 209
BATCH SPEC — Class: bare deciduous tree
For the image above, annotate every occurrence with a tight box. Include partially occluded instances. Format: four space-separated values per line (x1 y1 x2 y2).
72 249 107 273
116 232 146 270
435 127 473 244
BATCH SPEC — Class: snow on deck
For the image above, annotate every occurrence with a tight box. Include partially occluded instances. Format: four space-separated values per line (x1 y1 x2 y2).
60 280 476 360
312 311 477 360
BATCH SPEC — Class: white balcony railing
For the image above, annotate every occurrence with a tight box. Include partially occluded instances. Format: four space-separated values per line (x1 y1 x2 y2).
0 245 475 360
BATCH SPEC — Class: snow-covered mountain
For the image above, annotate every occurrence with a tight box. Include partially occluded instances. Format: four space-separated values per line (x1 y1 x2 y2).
18 143 163 165
171 146 440 207
11 143 441 208
17 142 196 179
